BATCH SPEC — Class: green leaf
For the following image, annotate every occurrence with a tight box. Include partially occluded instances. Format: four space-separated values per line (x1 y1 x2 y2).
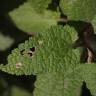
33 72 82 96
33 63 96 96
0 33 14 51
0 25 86 96
81 64 96 96
8 2 60 32
60 0 96 22
0 25 79 75
66 64 96 96
27 0 52 13
1 25 96 96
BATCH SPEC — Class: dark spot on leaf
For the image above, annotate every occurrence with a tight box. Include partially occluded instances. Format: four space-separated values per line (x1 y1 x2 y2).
20 49 25 55
27 51 33 56
30 47 35 52
20 47 35 57
27 47 36 57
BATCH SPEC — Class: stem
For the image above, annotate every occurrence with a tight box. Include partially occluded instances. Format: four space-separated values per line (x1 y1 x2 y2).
87 48 93 63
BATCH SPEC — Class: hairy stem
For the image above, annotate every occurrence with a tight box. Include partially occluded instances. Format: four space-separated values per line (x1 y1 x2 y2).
87 48 93 63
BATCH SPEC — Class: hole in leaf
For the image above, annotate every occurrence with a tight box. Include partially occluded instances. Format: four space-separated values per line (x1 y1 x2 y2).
27 51 33 57
27 47 35 56
20 49 33 57
30 47 35 52
20 49 25 55
20 47 35 57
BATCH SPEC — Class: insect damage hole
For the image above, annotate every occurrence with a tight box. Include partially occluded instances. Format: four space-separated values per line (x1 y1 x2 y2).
20 49 25 55
27 47 36 56
20 47 36 57
30 47 35 52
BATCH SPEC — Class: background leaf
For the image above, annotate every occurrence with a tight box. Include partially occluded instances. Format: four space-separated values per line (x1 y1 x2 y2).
8 2 60 33
81 64 96 96
60 0 96 22
27 0 52 13
0 33 14 51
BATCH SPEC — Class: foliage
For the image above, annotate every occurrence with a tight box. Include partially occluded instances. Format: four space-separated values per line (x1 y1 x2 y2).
60 0 96 22
27 0 52 13
0 0 96 96
8 2 60 32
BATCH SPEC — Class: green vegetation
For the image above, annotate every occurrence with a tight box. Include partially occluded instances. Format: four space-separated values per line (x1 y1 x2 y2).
0 0 96 96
